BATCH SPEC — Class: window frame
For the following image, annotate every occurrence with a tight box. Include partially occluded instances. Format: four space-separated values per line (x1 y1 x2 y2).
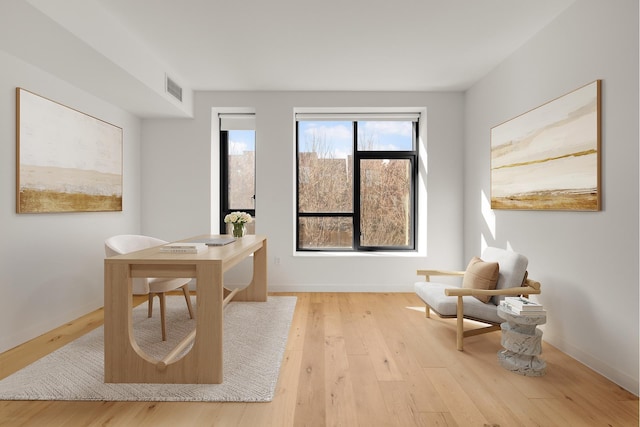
295 118 419 252
219 129 256 234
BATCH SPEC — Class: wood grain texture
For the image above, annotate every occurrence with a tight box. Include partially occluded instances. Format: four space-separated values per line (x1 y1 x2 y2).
1 292 637 427
104 235 266 384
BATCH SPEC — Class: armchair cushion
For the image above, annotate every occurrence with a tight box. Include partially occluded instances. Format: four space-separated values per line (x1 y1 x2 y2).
414 282 503 324
462 257 499 303
481 247 528 305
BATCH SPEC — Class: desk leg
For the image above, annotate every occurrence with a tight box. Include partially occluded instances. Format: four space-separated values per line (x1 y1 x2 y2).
104 261 224 384
233 239 267 302
190 262 224 383
104 262 155 382
104 262 126 382
233 239 268 302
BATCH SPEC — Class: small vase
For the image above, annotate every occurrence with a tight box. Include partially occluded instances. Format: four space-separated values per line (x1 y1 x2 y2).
232 223 246 238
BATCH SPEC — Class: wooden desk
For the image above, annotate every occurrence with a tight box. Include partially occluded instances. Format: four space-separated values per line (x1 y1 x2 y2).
104 235 267 384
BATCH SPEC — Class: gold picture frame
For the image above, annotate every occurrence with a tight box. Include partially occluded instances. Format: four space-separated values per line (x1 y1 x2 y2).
491 80 601 211
16 88 123 213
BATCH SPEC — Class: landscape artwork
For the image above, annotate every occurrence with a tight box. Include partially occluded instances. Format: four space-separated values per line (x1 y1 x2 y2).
490 80 601 211
16 88 123 213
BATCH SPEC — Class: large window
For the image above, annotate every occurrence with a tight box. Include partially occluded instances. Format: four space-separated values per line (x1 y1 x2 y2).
296 113 419 251
220 114 255 234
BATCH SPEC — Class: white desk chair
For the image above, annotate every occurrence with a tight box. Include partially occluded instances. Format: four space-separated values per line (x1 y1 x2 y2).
105 234 194 341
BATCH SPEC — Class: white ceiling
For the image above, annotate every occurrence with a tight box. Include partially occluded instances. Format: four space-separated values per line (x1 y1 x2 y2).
95 0 575 92
4 0 576 117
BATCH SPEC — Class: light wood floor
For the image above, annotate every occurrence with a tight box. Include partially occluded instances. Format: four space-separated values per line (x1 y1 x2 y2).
1 292 637 426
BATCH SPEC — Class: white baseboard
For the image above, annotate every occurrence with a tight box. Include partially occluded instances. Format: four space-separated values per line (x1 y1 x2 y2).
544 334 639 396
217 283 417 293
265 283 416 293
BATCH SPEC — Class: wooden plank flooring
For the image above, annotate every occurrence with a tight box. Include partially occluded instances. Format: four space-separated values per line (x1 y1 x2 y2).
0 292 637 426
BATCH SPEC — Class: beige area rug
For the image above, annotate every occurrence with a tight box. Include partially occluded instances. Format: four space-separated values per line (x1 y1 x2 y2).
0 296 297 402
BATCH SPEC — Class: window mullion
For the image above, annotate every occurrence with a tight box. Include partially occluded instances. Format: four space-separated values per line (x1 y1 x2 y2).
353 121 361 251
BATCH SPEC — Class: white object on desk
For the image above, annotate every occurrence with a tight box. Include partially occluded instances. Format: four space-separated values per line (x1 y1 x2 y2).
160 242 208 253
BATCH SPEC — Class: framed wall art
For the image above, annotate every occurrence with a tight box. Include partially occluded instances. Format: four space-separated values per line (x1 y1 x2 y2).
490 80 601 211
16 88 123 213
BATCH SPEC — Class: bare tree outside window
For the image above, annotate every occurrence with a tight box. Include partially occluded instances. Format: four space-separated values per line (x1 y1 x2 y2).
298 123 352 214
360 158 411 246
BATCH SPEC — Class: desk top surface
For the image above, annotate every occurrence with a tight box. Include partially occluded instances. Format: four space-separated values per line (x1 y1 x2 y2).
104 234 266 264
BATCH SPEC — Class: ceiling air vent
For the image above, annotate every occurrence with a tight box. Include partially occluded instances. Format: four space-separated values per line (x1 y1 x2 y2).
165 75 183 102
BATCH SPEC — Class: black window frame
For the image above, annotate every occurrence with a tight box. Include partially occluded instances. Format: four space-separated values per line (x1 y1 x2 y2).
296 119 419 252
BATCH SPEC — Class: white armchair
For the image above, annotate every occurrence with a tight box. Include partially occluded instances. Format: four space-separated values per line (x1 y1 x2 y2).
414 247 541 351
105 234 194 341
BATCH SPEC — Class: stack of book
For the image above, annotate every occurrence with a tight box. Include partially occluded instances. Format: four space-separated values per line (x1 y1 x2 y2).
500 296 546 315
159 242 207 254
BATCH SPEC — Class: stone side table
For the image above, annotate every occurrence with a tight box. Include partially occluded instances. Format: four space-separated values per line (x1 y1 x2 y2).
497 304 547 376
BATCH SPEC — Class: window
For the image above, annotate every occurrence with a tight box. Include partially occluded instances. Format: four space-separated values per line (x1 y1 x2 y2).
220 114 255 234
296 113 419 251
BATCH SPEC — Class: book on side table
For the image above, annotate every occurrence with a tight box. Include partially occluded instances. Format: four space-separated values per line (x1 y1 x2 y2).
501 297 546 315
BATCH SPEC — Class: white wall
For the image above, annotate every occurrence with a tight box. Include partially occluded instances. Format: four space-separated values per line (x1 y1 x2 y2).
464 0 639 394
141 91 465 292
0 50 142 353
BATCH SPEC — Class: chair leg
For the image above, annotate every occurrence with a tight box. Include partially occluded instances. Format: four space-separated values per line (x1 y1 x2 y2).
159 292 167 341
181 284 194 319
148 294 154 318
456 296 464 351
425 304 430 318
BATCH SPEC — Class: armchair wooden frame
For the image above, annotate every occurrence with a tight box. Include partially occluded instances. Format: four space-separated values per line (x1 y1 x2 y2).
417 269 541 351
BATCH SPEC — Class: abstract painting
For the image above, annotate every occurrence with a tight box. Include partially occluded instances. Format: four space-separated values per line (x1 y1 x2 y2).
16 88 123 213
491 80 601 211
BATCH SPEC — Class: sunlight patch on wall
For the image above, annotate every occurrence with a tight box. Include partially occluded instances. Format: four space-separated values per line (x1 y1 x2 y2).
481 189 496 239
